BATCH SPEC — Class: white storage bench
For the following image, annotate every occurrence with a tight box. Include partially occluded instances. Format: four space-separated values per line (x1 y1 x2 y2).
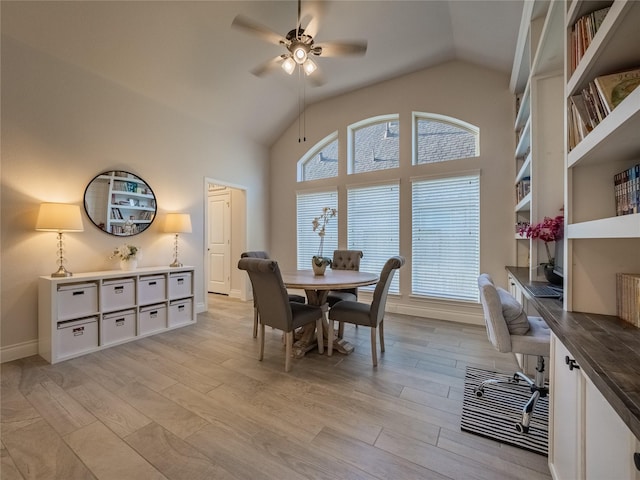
38 266 195 364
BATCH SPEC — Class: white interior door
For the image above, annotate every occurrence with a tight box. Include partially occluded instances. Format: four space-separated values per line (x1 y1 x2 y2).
208 190 230 294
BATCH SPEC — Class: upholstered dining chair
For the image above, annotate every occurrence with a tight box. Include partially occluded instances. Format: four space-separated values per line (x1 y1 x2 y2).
328 256 405 366
476 273 550 433
240 251 306 338
327 249 364 338
238 257 323 372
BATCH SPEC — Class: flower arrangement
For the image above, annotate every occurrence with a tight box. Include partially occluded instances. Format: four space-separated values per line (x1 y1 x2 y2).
110 243 139 261
312 207 337 266
518 211 564 266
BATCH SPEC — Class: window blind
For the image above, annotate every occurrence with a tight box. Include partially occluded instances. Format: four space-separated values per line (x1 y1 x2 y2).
347 182 400 293
412 174 480 302
296 190 338 270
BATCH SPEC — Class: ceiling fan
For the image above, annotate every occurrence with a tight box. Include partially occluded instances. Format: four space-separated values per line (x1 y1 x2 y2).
231 0 367 86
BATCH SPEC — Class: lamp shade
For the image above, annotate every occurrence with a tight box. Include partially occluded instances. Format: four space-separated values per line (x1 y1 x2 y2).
164 213 192 233
35 203 84 232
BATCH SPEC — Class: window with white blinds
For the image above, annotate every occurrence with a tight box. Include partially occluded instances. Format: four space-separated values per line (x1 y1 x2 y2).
296 190 338 270
412 173 480 302
347 182 400 293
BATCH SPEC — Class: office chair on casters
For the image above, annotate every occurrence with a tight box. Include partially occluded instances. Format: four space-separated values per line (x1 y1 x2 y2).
477 274 550 433
240 251 306 338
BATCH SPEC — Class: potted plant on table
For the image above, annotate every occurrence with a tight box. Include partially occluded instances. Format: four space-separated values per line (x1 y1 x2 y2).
311 207 337 275
518 210 564 285
110 243 140 271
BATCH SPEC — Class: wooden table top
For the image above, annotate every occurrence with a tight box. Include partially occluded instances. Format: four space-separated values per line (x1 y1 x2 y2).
281 269 378 290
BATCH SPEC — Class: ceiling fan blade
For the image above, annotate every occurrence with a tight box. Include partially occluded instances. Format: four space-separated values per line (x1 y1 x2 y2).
231 15 285 46
317 40 367 57
299 0 327 38
251 56 286 77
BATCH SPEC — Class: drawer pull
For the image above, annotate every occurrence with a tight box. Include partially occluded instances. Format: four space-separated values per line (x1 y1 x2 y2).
634 452 640 471
114 286 124 294
149 281 157 286
150 311 158 317
73 326 85 336
72 291 85 296
178 305 185 312
565 356 580 371
177 278 184 285
115 318 125 326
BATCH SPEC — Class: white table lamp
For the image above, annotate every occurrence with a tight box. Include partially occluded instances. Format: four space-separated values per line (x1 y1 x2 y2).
164 213 192 267
36 203 84 277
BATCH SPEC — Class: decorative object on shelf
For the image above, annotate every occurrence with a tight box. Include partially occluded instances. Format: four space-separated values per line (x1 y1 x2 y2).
164 213 192 267
518 210 564 285
110 243 139 270
36 203 85 277
83 170 157 237
311 206 337 275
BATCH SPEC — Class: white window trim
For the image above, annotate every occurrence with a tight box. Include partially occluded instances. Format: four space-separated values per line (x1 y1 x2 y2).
297 131 338 182
347 114 399 175
411 112 480 165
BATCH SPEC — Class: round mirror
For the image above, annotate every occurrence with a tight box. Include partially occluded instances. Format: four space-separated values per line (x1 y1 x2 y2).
84 171 156 236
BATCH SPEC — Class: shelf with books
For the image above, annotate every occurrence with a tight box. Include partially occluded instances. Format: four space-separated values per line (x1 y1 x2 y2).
567 86 640 168
566 0 640 95
515 85 531 131
515 151 532 184
514 117 531 159
515 192 532 213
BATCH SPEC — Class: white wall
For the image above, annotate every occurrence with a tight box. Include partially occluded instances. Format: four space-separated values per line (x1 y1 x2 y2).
0 37 270 360
269 61 515 324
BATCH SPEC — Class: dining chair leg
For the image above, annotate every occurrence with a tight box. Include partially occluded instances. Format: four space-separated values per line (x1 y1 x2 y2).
379 319 385 353
370 327 378 367
327 319 334 356
338 322 345 339
258 323 265 361
253 307 259 338
316 318 324 354
285 331 293 372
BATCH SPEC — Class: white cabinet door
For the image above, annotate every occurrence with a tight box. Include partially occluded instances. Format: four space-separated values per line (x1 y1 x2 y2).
584 376 639 480
549 333 583 480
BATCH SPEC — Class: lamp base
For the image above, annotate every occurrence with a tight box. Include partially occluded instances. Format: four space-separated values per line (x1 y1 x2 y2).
169 260 183 268
51 265 73 277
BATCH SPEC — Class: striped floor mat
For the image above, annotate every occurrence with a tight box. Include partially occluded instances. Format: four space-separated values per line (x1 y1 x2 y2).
461 366 548 456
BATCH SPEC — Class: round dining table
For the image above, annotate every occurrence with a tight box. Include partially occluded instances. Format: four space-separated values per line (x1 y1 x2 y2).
281 269 379 358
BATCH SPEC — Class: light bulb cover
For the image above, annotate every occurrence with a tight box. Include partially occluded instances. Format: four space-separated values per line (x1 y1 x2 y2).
292 44 308 64
303 59 317 75
281 56 296 75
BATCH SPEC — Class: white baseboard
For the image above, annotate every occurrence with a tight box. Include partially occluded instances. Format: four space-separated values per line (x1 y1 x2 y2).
1 339 38 363
387 300 485 326
196 301 206 313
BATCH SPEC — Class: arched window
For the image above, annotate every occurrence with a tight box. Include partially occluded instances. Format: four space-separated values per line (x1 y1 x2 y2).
297 132 339 182
348 114 400 174
413 113 479 165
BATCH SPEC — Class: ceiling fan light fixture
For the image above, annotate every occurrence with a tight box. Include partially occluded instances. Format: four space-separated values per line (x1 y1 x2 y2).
292 44 308 64
303 58 317 75
281 56 296 75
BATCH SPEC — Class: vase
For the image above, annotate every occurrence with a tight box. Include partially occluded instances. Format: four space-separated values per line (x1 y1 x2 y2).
312 257 328 276
120 258 138 271
543 264 563 286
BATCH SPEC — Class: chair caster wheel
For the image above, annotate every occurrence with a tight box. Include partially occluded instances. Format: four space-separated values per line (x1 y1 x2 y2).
474 388 484 397
515 423 529 433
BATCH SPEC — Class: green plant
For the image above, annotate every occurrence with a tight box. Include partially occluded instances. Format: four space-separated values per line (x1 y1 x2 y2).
312 207 337 266
110 243 139 261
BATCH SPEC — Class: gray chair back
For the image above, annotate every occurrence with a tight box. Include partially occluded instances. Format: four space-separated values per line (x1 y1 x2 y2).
371 256 405 325
477 273 512 353
241 251 270 260
238 257 292 332
331 250 363 271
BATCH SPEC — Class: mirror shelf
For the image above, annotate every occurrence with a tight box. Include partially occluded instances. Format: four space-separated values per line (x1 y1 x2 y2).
84 171 157 236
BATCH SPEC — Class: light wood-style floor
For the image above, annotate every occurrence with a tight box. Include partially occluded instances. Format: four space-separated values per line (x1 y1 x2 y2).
1 294 551 479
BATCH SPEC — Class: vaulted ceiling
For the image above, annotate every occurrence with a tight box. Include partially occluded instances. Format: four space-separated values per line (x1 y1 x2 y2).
2 1 524 146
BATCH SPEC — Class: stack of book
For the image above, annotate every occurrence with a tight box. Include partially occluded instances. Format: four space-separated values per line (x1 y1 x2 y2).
614 163 640 216
570 6 610 74
616 273 640 328
568 67 640 150
516 176 530 204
